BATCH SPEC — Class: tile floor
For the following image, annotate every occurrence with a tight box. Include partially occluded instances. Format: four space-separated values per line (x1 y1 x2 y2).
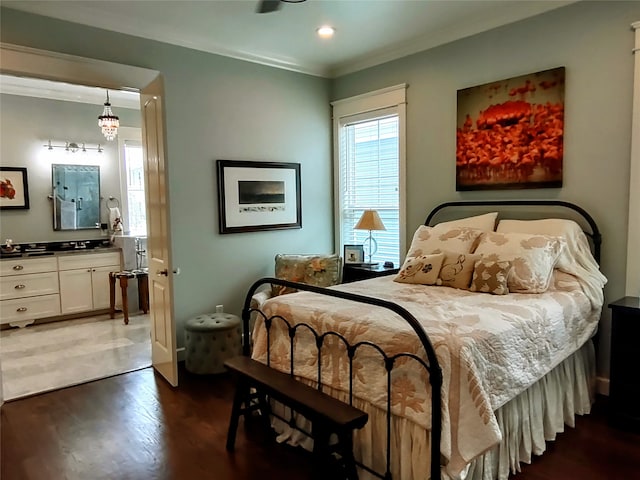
0 313 151 400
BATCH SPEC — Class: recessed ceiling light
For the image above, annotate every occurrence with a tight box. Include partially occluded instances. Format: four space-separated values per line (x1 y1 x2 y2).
317 26 335 38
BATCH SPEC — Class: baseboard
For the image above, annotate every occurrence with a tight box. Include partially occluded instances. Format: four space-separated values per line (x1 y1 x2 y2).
177 346 185 362
597 376 610 396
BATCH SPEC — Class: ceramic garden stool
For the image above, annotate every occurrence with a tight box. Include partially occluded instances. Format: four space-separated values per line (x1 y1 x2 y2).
184 312 242 374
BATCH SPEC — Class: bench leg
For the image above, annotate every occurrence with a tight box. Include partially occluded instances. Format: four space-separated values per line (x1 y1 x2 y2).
119 275 130 325
312 425 331 480
337 431 359 480
226 379 249 452
138 274 149 314
109 273 116 319
257 392 273 437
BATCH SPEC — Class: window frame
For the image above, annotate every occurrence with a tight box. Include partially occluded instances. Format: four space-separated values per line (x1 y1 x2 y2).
331 84 407 264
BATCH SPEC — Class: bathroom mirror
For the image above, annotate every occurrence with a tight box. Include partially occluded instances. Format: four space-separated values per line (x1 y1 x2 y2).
52 164 100 230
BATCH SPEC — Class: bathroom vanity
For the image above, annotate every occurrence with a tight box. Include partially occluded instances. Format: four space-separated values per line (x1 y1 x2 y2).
0 248 122 328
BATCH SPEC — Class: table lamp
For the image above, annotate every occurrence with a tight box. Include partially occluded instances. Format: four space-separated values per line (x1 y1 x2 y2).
354 209 386 265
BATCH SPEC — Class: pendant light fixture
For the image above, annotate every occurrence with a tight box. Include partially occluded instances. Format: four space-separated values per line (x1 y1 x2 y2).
98 90 119 141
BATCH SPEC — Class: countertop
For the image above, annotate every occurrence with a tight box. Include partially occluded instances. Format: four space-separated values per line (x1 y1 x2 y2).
0 247 120 260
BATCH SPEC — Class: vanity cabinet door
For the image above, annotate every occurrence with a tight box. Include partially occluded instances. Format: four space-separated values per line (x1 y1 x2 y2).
58 252 122 314
59 268 94 314
92 265 119 310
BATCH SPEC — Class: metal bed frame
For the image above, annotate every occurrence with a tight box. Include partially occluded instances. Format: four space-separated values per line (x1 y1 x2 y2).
240 199 602 480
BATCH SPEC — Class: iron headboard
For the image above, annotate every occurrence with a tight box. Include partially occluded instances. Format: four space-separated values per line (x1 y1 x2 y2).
424 200 602 264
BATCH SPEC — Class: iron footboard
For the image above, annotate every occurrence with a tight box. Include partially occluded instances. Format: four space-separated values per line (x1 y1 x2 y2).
241 277 443 480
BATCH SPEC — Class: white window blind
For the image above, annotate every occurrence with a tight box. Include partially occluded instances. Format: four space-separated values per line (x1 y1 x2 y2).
340 114 400 266
124 142 147 236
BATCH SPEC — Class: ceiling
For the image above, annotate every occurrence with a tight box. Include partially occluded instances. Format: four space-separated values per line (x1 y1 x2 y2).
0 74 141 109
3 0 577 78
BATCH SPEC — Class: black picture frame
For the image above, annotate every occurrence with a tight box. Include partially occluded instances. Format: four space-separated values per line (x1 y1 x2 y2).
0 167 30 210
344 244 365 264
217 159 302 234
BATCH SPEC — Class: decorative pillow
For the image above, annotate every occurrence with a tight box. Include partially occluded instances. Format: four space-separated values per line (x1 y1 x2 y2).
272 254 341 296
394 253 445 285
469 260 512 295
474 232 564 293
407 225 483 258
435 212 498 232
437 252 481 290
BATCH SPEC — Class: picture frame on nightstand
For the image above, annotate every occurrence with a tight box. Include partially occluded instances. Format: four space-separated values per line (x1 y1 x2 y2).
344 244 364 264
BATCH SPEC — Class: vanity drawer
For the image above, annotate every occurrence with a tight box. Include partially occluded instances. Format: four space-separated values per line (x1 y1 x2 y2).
57 252 121 270
0 272 60 300
0 294 61 324
0 257 58 276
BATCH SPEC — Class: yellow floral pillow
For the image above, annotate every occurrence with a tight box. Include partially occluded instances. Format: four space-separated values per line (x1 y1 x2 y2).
407 225 483 257
272 254 341 296
394 253 445 285
474 232 564 293
469 260 512 295
437 252 482 290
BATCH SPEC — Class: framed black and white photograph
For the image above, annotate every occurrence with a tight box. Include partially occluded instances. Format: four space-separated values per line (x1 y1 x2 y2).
217 159 301 234
0 167 30 210
344 244 365 264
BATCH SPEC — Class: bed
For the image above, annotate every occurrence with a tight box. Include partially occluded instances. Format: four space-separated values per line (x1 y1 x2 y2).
241 200 607 480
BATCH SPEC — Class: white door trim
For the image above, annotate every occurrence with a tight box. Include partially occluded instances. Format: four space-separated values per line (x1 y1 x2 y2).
0 42 158 91
0 42 178 385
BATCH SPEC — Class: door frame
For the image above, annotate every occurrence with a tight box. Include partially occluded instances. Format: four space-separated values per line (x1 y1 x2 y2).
0 41 178 385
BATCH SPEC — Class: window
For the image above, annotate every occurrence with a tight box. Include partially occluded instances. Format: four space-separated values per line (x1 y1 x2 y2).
332 85 407 267
117 127 147 236
123 142 146 236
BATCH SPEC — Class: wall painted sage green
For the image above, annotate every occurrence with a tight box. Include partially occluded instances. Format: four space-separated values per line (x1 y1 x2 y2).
2 2 637 381
331 0 640 380
0 8 333 349
0 94 140 243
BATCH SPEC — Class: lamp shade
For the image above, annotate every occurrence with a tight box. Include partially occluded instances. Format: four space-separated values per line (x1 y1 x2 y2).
354 210 386 231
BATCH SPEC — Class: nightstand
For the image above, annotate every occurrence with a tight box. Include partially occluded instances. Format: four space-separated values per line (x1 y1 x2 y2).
342 264 399 283
608 296 640 434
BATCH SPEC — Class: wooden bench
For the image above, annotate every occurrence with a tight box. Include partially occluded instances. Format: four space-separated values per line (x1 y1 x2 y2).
224 356 368 480
108 270 149 325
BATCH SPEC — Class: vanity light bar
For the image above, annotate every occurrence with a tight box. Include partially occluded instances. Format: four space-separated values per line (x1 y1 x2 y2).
44 140 103 153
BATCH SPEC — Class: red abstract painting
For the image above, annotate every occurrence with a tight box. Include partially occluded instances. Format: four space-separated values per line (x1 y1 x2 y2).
456 67 565 190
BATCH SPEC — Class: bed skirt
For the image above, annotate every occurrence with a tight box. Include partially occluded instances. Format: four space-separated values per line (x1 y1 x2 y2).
462 339 595 480
267 339 596 480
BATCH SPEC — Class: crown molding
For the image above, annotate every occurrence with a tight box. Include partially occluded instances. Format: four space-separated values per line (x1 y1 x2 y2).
329 1 577 78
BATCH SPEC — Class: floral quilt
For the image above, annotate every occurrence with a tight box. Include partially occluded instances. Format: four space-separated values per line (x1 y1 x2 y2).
251 272 601 477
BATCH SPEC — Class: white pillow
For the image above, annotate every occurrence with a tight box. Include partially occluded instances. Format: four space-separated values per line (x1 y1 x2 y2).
496 218 592 271
435 212 498 232
474 231 564 293
407 225 483 257
496 218 607 307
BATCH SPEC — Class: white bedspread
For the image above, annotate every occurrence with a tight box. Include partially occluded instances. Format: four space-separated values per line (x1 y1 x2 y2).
251 271 602 478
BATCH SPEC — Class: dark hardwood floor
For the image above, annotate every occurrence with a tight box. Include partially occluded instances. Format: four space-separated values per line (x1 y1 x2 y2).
1 366 639 480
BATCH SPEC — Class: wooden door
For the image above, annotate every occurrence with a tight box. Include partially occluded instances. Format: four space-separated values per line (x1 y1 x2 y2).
141 75 178 387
